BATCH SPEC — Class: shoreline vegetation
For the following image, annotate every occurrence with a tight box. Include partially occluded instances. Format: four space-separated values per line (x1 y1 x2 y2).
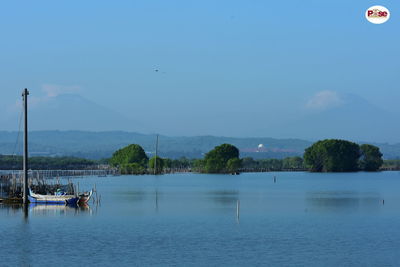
0 139 394 174
108 139 385 174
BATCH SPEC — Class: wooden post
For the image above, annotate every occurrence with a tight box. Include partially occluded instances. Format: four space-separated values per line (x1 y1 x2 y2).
236 200 240 220
94 183 98 204
154 134 159 175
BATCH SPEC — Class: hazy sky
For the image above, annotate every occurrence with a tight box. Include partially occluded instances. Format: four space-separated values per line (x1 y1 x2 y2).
0 1 399 141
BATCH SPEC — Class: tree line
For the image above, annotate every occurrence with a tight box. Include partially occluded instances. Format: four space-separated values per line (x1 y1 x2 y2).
110 139 384 175
109 143 243 174
0 155 98 170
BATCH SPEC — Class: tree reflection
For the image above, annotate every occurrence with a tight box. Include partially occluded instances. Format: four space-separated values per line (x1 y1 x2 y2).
207 190 239 205
306 191 381 212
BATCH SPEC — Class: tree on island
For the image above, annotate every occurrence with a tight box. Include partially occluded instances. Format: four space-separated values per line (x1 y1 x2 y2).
304 139 360 172
304 139 383 172
204 144 241 173
359 144 383 171
109 144 148 174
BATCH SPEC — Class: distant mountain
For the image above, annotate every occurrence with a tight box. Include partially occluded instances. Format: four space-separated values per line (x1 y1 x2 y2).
0 93 150 133
0 130 399 160
257 93 399 143
1 92 398 143
0 130 311 159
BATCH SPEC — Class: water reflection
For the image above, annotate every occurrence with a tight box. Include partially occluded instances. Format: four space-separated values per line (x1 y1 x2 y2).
18 210 32 267
306 191 382 212
118 190 161 211
206 190 239 205
118 190 148 202
0 203 24 215
117 189 241 214
155 190 159 211
0 203 94 217
30 204 91 216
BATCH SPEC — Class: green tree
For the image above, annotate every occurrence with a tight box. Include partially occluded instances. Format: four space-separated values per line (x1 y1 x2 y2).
227 158 242 173
257 159 279 170
382 159 400 169
120 163 146 175
192 159 205 172
282 157 304 169
359 144 383 171
163 158 172 169
204 144 240 173
149 156 165 174
241 157 258 169
304 139 360 172
109 144 148 168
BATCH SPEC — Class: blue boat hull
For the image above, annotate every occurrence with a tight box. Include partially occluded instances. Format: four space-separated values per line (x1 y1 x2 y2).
28 195 80 205
65 197 80 205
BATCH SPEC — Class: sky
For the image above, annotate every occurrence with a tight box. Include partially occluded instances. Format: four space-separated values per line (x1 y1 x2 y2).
0 1 399 142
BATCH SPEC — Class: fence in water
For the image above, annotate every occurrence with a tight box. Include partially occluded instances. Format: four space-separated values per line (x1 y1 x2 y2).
0 169 118 200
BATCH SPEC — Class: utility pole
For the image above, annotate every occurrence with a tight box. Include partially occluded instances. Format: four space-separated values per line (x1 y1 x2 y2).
22 88 29 204
154 134 159 175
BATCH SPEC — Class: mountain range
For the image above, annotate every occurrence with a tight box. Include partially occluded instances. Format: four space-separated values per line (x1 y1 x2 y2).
0 94 149 133
0 91 399 143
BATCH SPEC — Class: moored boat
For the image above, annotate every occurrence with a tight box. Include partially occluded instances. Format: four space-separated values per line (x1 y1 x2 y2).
28 189 80 205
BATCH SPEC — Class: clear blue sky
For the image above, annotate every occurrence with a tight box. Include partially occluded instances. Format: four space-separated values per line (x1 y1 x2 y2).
0 1 399 141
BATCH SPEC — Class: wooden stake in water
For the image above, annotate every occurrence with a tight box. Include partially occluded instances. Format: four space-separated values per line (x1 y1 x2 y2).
155 190 158 211
94 183 98 204
154 134 159 175
236 200 240 220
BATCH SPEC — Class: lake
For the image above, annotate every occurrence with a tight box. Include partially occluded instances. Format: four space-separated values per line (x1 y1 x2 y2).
1 172 400 266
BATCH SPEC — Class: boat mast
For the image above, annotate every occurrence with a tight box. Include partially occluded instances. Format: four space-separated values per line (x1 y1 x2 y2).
22 88 29 204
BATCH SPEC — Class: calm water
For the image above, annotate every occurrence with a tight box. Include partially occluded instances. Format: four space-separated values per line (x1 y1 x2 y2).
1 172 400 266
